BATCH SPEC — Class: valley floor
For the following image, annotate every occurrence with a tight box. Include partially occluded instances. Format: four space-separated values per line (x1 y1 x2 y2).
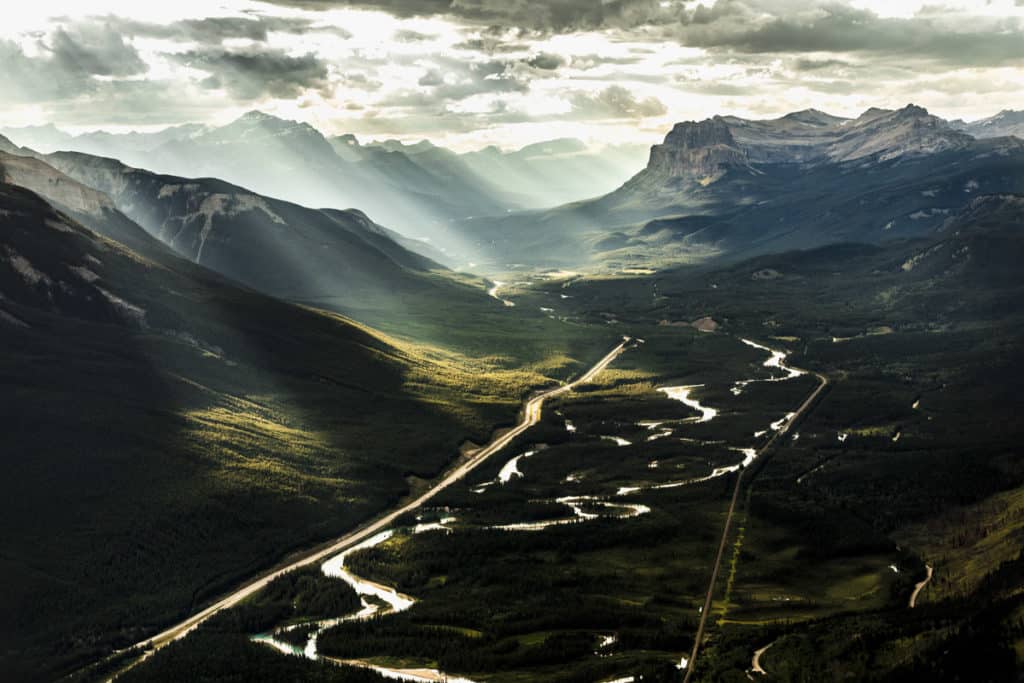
65 237 1024 682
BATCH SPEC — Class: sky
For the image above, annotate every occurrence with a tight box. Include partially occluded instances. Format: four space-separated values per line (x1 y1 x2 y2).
0 0 1022 150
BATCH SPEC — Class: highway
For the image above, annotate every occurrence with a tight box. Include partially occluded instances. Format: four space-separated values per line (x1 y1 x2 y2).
909 564 934 608
103 337 633 678
682 345 829 683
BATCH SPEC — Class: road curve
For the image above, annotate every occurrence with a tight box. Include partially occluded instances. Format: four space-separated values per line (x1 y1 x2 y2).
683 348 829 683
909 564 934 608
749 641 774 677
105 338 633 678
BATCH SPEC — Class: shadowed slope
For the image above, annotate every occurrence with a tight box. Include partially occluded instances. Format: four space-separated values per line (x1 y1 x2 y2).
0 181 517 682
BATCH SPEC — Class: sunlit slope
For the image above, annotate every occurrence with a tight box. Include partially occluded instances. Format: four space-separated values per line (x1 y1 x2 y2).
0 138 613 369
0 182 524 682
34 150 450 299
0 138 460 314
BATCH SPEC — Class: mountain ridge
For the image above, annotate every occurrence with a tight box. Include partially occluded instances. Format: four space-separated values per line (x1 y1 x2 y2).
453 104 1024 267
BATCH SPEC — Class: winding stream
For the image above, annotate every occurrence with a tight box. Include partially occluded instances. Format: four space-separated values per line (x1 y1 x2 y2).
732 338 805 395
613 342 805 495
487 339 807 521
250 337 808 681
658 385 718 423
486 280 516 307
477 339 807 531
253 530 476 682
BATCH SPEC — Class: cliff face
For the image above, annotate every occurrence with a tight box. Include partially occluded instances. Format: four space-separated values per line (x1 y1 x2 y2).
645 117 750 184
641 105 978 180
0 152 116 218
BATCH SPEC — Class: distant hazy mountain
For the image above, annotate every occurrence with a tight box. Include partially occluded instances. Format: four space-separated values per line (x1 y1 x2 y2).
0 122 208 160
33 148 458 309
124 111 543 258
954 110 1024 140
334 134 649 211
459 137 649 209
333 131 649 213
329 133 517 219
0 133 487 315
0 114 648 262
456 104 1024 267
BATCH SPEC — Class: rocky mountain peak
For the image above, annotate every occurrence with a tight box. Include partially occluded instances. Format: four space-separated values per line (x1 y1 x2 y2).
642 117 749 185
829 103 972 162
963 110 1024 139
859 107 893 120
894 103 930 119
236 110 277 123
780 108 846 127
662 117 736 150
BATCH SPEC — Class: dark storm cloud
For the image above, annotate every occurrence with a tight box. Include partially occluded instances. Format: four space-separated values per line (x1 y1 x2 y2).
102 15 330 43
670 2 1024 66
170 48 331 99
525 52 565 70
256 0 681 32
258 0 1024 69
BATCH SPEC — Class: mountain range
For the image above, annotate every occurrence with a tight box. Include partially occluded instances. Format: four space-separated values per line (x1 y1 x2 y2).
0 135 499 328
953 109 1024 140
0 114 648 260
3 98 1024 682
455 105 1024 267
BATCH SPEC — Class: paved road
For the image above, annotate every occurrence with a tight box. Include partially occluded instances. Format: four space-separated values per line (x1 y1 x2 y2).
682 355 829 683
104 338 632 678
909 564 934 608
749 641 775 677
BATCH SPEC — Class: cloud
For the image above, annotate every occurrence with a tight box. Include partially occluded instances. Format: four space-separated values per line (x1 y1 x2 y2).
394 29 436 42
379 56 528 108
254 0 1024 72
50 23 147 77
792 57 850 71
258 0 683 32
526 52 565 70
667 1 1024 67
452 37 531 53
170 48 332 100
3 1 1023 148
569 54 645 70
104 15 330 44
569 85 666 119
340 71 382 90
0 23 147 103
418 69 444 86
